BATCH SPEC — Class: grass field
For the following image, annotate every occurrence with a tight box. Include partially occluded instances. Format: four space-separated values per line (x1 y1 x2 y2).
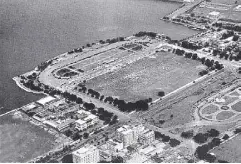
0 113 57 163
229 91 240 97
198 122 236 134
85 51 203 102
202 104 219 115
142 70 238 128
216 111 235 121
231 101 241 112
211 134 241 163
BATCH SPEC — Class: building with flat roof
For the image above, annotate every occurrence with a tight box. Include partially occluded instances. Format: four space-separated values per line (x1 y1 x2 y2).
117 124 151 147
75 110 99 131
84 114 98 126
117 126 136 147
43 119 75 132
75 119 87 131
37 96 56 106
138 130 155 145
72 145 100 163
106 139 124 153
208 11 220 19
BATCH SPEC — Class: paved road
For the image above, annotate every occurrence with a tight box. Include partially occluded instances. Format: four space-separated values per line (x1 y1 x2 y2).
167 0 204 19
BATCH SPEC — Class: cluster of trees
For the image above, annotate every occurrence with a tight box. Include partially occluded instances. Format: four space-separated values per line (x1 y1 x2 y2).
134 31 157 38
163 16 169 20
158 91 165 97
213 22 241 32
181 130 194 139
22 80 43 92
193 129 220 144
68 48 83 54
213 48 241 61
154 131 181 147
220 30 235 40
238 67 241 74
195 128 241 162
99 37 125 44
104 97 151 112
77 84 151 113
181 40 201 50
234 127 241 134
201 58 223 70
62 154 73 163
37 60 53 72
97 108 118 125
87 89 101 99
195 138 222 163
174 48 224 72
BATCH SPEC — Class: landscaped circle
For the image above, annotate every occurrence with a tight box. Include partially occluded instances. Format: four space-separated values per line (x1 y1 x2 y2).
201 104 219 115
216 111 235 121
231 101 241 112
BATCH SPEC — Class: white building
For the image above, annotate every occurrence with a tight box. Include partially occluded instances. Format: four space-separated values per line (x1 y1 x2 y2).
83 114 98 126
208 11 220 19
106 139 124 153
72 145 100 163
75 110 98 131
183 0 194 3
37 96 56 106
75 119 87 131
117 125 136 147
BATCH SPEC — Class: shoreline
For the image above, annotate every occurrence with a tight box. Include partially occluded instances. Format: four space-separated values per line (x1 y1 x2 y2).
12 76 46 95
0 77 47 117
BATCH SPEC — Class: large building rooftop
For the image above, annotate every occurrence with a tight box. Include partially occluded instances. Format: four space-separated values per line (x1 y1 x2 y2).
37 96 56 106
72 145 98 157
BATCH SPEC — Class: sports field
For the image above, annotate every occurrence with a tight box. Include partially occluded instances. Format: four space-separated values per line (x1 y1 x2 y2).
85 51 203 102
0 113 57 163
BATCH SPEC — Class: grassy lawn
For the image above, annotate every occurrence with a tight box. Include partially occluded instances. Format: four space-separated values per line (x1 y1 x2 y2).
0 113 57 163
216 111 235 121
211 134 241 163
201 104 219 115
86 51 202 102
231 100 241 112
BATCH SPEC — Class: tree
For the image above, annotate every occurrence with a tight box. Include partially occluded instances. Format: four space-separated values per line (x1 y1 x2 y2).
76 97 83 104
98 108 105 114
169 138 181 147
233 35 239 41
205 153 216 163
192 53 198 60
162 135 170 142
222 134 229 140
193 133 208 144
62 154 73 163
234 128 241 134
207 129 220 137
218 160 229 163
158 91 165 97
111 156 124 163
181 131 194 139
83 102 95 110
100 95 105 101
83 132 89 139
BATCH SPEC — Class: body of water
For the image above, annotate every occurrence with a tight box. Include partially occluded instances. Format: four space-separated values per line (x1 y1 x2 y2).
0 0 197 114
